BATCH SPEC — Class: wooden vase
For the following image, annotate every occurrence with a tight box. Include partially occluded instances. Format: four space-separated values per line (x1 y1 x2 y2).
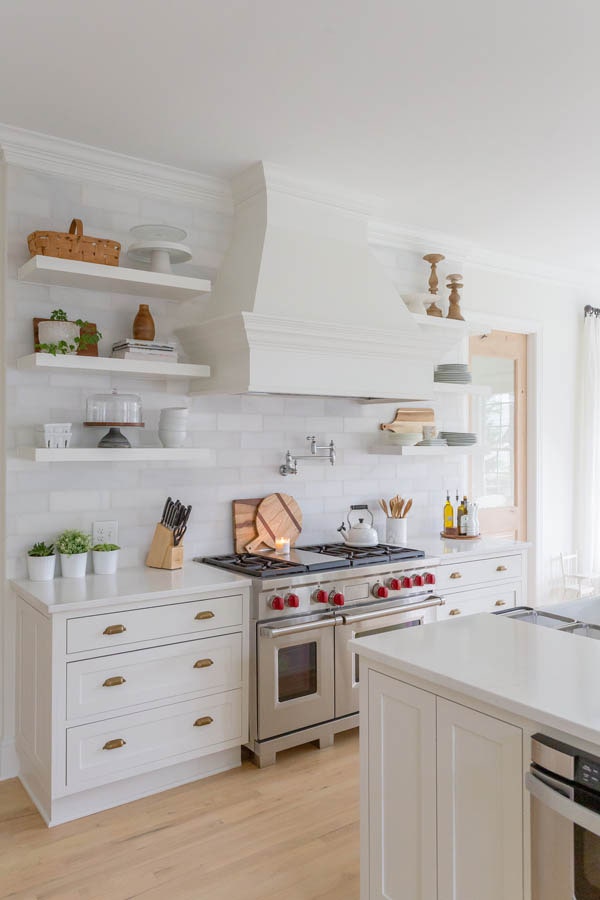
133 304 155 341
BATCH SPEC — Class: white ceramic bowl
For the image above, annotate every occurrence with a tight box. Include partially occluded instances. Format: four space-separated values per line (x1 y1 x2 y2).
158 428 187 448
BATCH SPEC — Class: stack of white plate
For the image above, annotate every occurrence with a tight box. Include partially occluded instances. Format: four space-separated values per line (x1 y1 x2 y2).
434 363 472 384
415 438 448 447
438 431 477 446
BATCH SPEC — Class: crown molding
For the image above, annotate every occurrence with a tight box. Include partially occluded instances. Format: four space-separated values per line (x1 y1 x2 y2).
0 123 232 210
369 218 590 289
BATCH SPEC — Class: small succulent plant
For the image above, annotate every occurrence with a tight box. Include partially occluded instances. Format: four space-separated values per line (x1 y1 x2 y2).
56 530 92 556
27 541 55 557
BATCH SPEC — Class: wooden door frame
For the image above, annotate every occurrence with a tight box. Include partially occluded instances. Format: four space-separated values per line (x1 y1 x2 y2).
466 311 542 606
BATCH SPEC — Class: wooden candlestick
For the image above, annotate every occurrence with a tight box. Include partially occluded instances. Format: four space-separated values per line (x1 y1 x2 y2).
446 274 464 321
422 253 445 317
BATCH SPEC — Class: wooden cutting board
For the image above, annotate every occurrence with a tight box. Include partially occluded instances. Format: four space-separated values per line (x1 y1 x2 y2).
232 498 263 553
380 408 435 433
245 493 303 553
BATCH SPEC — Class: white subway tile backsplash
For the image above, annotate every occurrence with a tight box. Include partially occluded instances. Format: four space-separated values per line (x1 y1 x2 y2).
5 165 470 578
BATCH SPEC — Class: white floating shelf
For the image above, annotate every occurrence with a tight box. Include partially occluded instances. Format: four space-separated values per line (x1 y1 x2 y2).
18 447 214 463
432 382 491 396
371 444 478 456
17 353 210 380
18 255 211 302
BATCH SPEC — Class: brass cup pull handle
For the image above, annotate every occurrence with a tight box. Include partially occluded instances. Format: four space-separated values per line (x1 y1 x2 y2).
449 608 461 616
103 675 126 687
195 610 215 620
496 565 507 572
103 738 126 750
449 572 462 580
194 659 214 669
194 716 214 727
495 600 506 607
103 624 126 635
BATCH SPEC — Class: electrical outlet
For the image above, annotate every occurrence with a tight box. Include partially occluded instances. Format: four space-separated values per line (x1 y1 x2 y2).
92 521 118 546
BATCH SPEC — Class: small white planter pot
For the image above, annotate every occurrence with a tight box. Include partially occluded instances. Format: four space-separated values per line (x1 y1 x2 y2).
38 320 80 354
92 549 119 575
60 552 88 578
27 554 56 582
385 517 408 546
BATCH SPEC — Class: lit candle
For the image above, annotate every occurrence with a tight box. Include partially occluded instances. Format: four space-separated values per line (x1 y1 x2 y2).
275 537 291 555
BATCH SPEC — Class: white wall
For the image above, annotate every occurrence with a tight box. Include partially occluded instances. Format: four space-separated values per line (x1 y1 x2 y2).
0 155 587 777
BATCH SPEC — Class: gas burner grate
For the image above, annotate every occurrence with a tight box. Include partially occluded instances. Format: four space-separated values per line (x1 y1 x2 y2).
200 553 307 578
296 543 425 566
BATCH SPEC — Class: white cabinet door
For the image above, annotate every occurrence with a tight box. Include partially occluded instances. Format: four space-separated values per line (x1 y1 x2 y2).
437 698 523 900
367 671 437 900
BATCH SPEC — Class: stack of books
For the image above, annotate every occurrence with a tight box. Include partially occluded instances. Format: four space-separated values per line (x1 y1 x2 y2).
112 339 178 362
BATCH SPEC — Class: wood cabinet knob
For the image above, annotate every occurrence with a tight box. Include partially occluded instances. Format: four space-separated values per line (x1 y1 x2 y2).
193 659 214 669
494 600 506 607
103 738 126 750
449 608 461 616
195 610 215 620
496 565 507 572
102 675 126 687
450 572 462 580
193 716 214 727
103 624 126 635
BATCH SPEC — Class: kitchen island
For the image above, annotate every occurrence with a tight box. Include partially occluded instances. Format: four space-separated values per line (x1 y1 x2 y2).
351 609 600 900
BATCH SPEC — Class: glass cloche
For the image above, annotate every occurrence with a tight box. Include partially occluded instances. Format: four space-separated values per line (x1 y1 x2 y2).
85 389 143 424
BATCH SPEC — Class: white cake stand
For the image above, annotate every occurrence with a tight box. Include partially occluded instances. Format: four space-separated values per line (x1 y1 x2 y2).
127 225 192 274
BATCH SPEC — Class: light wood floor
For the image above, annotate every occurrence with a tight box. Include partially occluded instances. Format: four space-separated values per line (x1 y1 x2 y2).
0 730 360 900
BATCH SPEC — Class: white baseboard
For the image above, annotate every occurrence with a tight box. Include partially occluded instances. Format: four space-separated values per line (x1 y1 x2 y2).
0 738 19 780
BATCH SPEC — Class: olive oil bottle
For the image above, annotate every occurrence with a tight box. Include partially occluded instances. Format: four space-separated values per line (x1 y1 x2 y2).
458 495 468 535
443 491 454 531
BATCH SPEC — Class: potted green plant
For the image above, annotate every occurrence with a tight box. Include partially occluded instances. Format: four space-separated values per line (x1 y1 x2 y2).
92 543 120 575
36 309 102 356
56 529 92 578
26 541 56 582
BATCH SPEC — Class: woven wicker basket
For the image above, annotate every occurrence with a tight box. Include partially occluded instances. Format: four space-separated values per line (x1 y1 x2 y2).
27 219 121 266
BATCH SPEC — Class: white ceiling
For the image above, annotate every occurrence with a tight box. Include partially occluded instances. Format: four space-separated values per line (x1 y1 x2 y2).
1 0 599 273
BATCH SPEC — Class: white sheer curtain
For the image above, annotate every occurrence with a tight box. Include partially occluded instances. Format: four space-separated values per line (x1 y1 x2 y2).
578 309 600 572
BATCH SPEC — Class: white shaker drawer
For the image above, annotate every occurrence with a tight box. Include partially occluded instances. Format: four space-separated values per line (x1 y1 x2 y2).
66 689 243 790
437 582 522 621
66 633 242 720
66 593 243 653
436 555 522 591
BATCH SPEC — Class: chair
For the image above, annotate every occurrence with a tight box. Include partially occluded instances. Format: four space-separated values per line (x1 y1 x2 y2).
560 552 600 598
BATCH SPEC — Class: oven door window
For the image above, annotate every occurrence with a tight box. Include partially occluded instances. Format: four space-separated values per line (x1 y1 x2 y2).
278 642 318 702
353 618 422 683
575 824 600 898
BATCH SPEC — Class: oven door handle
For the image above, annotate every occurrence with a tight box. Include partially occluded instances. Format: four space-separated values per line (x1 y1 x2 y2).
259 618 337 638
341 595 445 625
526 771 600 838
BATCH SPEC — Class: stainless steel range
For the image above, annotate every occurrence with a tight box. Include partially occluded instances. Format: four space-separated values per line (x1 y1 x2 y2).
200 543 443 767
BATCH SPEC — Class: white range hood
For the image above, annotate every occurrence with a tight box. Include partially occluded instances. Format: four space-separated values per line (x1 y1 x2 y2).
179 162 466 400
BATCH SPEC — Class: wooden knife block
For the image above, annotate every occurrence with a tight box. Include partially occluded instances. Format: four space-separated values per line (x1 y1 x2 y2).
146 523 184 570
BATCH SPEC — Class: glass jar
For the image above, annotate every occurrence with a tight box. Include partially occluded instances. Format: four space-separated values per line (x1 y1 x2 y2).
85 389 142 424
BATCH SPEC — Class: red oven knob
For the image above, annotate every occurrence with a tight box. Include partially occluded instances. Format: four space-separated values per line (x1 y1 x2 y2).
313 589 329 604
388 577 401 591
373 584 389 599
330 591 345 606
402 576 414 589
270 595 285 610
286 593 300 608
425 572 436 585
413 574 424 588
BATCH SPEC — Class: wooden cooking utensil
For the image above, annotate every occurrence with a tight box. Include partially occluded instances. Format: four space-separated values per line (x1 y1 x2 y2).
403 498 413 517
245 493 303 553
379 499 389 517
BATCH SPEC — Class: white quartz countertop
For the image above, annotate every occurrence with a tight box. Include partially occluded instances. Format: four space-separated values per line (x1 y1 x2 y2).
11 563 251 615
411 535 530 562
350 612 600 746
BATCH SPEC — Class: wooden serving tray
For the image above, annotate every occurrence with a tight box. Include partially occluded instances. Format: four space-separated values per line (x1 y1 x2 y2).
440 531 481 541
